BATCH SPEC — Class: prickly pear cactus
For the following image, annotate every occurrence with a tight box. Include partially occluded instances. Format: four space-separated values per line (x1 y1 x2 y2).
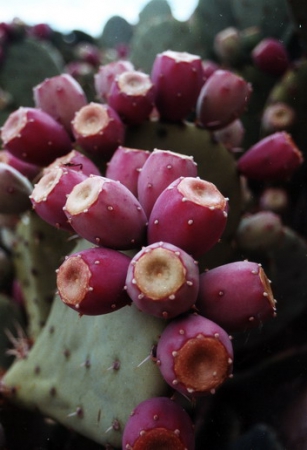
12 211 75 339
2 241 167 449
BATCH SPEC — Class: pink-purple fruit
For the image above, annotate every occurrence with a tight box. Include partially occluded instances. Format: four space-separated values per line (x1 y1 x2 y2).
197 260 277 332
1 106 72 166
30 166 87 232
106 146 150 197
64 175 147 249
56 247 131 315
151 50 204 122
237 131 303 181
156 313 234 397
122 396 195 450
125 241 199 319
137 149 198 218
147 176 228 258
196 69 252 130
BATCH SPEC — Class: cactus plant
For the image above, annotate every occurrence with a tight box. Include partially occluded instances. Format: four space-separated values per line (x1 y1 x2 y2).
0 2 307 449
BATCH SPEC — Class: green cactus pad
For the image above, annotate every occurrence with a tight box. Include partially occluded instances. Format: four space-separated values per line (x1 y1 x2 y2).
0 38 63 124
129 16 203 73
2 294 167 447
0 294 26 370
12 211 75 340
231 0 291 39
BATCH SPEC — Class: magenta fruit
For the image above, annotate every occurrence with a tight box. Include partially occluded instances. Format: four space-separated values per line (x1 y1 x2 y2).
30 166 87 232
137 149 198 218
236 211 284 253
197 260 277 332
74 42 101 67
147 176 228 258
71 102 125 160
261 102 296 134
213 118 245 151
105 146 150 197
156 313 233 397
94 59 134 102
0 149 41 181
237 131 303 181
122 396 195 450
56 247 131 315
63 175 147 249
108 70 155 125
33 74 87 135
151 50 204 122
125 241 199 319
0 106 72 166
213 27 241 64
196 69 252 130
44 149 101 177
259 187 289 214
252 37 290 77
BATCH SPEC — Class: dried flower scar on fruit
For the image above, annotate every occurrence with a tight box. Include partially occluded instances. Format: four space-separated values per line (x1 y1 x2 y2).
56 247 131 315
125 241 199 319
156 313 233 397
122 397 195 450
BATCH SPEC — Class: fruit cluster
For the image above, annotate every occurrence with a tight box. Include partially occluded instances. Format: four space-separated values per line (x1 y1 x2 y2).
0 46 303 449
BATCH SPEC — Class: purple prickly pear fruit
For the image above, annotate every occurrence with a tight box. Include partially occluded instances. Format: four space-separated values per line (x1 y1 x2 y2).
196 261 277 332
196 69 252 130
94 59 134 102
213 27 241 64
122 396 195 450
56 247 131 315
43 149 101 177
261 102 296 134
147 177 228 258
259 187 289 214
125 241 199 319
71 102 125 160
64 60 93 80
213 118 245 152
0 107 72 166
63 175 147 249
0 149 41 181
30 166 87 232
0 162 33 214
252 38 290 77
236 211 284 252
137 149 198 218
237 131 303 181
201 59 220 83
151 50 204 122
105 146 150 196
33 73 87 135
108 70 155 125
74 42 101 67
156 313 233 397
27 23 53 40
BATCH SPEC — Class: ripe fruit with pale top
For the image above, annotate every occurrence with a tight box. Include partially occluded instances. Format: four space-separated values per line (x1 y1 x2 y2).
147 176 229 258
125 241 199 319
64 175 147 249
56 246 131 315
